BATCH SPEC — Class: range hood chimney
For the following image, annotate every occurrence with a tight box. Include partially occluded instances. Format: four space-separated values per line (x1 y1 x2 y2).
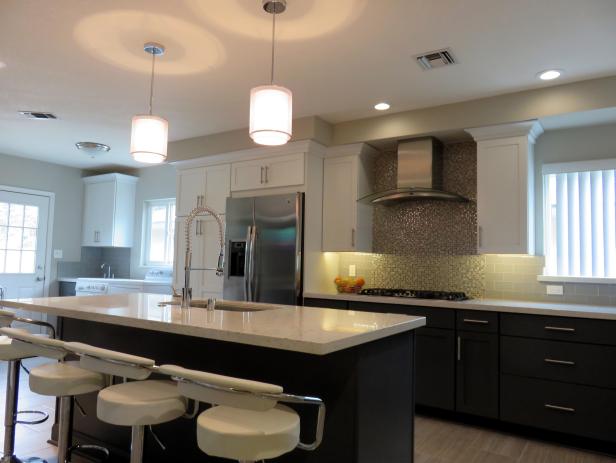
359 137 468 205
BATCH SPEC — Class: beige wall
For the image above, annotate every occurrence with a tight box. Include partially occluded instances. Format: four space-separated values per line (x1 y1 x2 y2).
130 163 177 279
533 122 616 254
0 152 84 291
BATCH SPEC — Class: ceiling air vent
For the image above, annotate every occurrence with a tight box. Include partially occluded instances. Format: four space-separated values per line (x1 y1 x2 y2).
415 48 456 70
19 111 57 120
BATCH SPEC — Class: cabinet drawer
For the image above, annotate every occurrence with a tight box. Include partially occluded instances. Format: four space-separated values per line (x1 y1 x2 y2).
303 298 348 309
501 337 616 389
501 375 616 443
347 302 454 329
501 313 616 345
456 310 498 333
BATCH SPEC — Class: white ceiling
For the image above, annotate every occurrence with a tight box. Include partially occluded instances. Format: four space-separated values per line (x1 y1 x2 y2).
1 0 616 168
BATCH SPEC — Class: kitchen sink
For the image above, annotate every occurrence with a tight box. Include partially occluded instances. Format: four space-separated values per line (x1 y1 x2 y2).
158 299 271 312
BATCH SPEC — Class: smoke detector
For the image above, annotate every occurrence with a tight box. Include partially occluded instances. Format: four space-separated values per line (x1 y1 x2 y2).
415 48 457 70
75 142 111 158
19 111 57 120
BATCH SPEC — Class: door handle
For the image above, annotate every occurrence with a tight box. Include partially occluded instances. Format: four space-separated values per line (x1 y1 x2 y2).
250 226 257 301
351 228 356 248
264 166 269 184
457 336 461 361
544 326 576 333
478 225 483 248
463 318 489 325
544 403 575 413
36 277 45 282
544 358 576 366
244 226 253 301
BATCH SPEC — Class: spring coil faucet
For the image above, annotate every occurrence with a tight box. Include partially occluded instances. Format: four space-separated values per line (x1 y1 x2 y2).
182 205 225 309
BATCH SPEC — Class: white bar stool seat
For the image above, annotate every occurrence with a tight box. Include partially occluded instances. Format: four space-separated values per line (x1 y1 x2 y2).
97 380 187 426
29 360 105 397
0 335 28 361
65 342 187 463
197 404 300 461
159 364 326 463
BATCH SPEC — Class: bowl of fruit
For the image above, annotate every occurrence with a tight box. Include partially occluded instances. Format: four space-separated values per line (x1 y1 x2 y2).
334 276 366 294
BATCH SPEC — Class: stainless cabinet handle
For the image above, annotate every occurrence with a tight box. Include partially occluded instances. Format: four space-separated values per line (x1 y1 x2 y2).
351 228 356 247
463 318 489 325
544 404 575 413
457 336 461 361
36 276 45 282
260 166 265 184
478 225 483 248
545 326 576 333
265 166 269 183
544 358 576 366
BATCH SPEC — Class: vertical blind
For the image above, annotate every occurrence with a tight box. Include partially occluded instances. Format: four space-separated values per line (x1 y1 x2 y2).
544 161 616 278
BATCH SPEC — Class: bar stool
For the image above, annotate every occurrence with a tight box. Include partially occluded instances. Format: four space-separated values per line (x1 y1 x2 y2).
64 342 187 463
158 364 326 463
0 310 55 463
0 328 107 463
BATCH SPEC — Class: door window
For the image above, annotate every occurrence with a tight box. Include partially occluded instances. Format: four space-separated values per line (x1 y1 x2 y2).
0 202 39 273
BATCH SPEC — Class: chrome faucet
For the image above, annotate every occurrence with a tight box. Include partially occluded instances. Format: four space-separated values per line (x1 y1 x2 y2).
182 205 225 309
100 263 112 279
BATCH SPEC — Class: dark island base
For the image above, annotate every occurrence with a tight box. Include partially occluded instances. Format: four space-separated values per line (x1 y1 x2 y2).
57 318 416 463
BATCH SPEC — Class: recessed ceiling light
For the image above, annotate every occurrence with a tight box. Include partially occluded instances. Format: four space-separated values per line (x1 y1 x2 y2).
374 102 391 111
538 69 562 81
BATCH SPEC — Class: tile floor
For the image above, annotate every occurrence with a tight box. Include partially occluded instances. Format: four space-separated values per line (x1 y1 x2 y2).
1 360 615 462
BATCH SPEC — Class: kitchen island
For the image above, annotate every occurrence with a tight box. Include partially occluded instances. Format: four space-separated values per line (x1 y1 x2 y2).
1 293 425 463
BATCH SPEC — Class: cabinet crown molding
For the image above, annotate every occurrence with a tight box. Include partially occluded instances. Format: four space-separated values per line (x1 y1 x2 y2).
172 140 326 170
82 173 139 184
466 120 544 144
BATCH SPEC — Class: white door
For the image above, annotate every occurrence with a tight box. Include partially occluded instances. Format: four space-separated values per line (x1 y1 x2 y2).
0 189 51 330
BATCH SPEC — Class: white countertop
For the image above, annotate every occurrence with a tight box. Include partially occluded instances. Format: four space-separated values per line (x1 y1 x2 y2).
304 291 616 320
0 294 425 355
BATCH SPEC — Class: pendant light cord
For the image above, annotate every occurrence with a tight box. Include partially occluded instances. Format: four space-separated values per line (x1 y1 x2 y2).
270 7 277 84
149 51 156 115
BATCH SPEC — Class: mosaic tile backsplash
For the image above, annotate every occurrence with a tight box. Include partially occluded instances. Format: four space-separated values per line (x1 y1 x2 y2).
373 141 477 256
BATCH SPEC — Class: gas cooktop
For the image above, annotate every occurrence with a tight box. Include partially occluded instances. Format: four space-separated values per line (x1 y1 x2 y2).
358 288 470 301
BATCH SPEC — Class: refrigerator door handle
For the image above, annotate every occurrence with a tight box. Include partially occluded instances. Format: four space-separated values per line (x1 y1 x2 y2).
244 226 252 301
249 225 257 301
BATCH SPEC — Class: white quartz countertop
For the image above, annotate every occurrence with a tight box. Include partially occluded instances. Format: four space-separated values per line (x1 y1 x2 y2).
304 291 616 320
0 294 425 355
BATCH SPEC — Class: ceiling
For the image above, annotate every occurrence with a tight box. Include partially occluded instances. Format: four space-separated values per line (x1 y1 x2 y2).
1 0 615 169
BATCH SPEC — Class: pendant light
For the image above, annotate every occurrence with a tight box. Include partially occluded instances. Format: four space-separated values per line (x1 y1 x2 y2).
249 0 292 146
130 42 168 164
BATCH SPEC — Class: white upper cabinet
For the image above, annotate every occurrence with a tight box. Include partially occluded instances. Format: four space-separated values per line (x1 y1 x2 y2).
231 153 304 192
467 121 544 255
322 144 376 252
176 164 231 217
82 174 138 247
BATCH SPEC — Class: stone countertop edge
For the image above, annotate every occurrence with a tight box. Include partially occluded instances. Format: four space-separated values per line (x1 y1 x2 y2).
0 295 426 356
304 292 616 321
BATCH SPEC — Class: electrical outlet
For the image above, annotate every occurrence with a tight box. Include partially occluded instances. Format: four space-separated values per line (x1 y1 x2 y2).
53 249 63 259
546 285 564 296
349 264 357 277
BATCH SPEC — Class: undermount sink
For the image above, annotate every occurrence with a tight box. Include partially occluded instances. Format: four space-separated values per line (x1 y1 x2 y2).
192 300 267 312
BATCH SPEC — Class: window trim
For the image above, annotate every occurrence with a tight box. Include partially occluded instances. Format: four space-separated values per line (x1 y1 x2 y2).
141 198 175 268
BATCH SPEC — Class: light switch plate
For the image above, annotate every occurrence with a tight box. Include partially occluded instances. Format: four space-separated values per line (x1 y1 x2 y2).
53 249 63 259
546 285 564 296
348 264 357 277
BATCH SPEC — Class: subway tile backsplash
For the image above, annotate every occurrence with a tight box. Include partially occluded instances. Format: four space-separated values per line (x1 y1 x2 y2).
335 253 616 306
57 247 131 279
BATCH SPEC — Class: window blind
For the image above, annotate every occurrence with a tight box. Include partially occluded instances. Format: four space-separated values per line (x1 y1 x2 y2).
544 167 616 277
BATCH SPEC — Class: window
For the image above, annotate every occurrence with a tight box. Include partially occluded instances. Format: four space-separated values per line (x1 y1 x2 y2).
142 199 175 267
0 202 39 274
543 159 616 279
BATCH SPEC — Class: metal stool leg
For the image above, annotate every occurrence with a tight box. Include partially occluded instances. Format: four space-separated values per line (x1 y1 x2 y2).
2 359 21 463
56 397 72 463
130 426 145 463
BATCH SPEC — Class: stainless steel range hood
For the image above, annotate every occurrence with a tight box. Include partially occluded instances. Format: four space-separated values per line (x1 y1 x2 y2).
359 137 468 205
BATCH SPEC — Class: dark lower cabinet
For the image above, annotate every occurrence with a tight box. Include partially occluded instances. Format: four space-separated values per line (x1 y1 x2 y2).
416 328 455 410
456 331 499 418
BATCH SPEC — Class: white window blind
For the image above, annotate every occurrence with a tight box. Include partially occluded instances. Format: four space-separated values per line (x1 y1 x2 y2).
543 160 616 278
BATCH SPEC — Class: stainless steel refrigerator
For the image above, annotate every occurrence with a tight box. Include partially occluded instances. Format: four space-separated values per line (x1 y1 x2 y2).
223 192 303 305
